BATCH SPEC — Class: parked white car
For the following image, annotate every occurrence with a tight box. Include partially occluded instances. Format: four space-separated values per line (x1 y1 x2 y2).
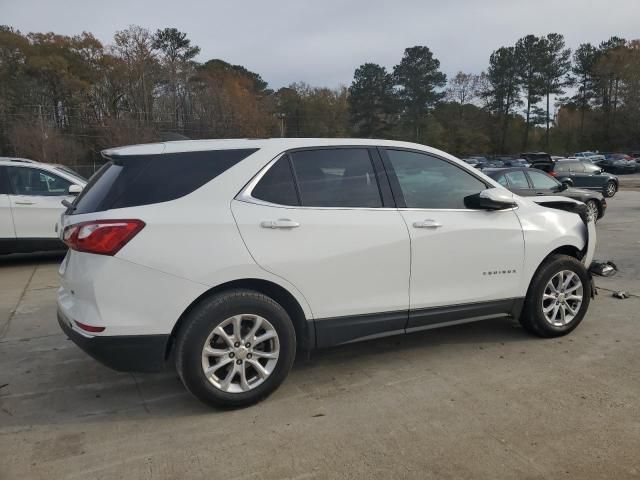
574 152 606 162
57 139 596 407
0 158 86 254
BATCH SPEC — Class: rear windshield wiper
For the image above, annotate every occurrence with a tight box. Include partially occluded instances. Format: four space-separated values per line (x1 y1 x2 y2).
62 199 76 212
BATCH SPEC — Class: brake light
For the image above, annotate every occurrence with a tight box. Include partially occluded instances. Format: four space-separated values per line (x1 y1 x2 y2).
63 219 145 256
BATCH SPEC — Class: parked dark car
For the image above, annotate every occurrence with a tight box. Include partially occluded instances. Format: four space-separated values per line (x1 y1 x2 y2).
502 158 530 167
524 155 619 198
485 167 607 221
595 157 637 174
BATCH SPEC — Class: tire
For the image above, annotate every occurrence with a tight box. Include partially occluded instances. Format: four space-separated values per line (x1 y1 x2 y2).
603 180 617 198
519 254 591 338
585 199 600 223
175 289 296 408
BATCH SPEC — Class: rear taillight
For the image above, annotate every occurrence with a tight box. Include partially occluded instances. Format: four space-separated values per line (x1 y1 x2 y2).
63 219 145 256
549 171 558 176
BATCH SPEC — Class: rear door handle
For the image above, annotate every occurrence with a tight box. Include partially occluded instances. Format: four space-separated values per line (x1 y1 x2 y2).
413 219 442 229
536 192 546 196
14 201 35 205
261 219 300 229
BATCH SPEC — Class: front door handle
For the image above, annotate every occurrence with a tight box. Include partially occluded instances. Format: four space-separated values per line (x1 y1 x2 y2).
14 201 35 205
413 219 442 229
536 192 546 195
261 219 300 229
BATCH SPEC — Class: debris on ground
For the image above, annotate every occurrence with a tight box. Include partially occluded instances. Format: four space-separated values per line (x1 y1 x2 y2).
589 260 618 277
612 291 630 299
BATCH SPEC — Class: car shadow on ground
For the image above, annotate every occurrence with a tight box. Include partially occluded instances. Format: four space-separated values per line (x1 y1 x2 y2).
0 251 65 267
0 316 534 427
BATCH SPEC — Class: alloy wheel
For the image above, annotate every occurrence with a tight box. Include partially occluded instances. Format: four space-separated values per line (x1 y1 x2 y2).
586 201 599 222
542 270 584 327
201 314 280 393
606 182 616 197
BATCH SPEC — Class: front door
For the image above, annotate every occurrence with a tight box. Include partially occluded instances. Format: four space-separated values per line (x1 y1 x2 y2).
6 166 73 238
232 148 411 347
380 148 525 330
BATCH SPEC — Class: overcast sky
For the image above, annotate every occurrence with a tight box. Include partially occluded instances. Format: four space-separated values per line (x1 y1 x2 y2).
2 0 639 89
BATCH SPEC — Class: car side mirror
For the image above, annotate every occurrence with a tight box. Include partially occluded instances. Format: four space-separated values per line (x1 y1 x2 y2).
464 188 517 210
68 184 83 196
559 181 570 191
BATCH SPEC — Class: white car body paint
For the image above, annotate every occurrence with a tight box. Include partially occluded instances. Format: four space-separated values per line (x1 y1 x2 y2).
0 158 87 242
57 139 593 345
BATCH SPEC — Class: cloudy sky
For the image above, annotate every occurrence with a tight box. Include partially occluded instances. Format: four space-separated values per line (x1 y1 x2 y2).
2 0 639 89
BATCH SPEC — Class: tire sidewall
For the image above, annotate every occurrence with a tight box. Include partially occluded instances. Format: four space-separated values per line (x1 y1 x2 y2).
177 291 296 408
527 256 591 336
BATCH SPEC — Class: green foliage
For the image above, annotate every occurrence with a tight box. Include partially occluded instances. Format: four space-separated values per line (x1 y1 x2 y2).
0 25 639 163
393 46 446 140
348 63 397 137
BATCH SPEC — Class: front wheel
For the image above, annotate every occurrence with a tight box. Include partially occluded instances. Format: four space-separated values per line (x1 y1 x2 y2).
603 180 617 198
585 199 600 222
175 289 296 408
519 254 591 338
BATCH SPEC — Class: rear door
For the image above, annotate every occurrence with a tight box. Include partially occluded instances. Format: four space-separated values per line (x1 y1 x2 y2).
582 162 606 189
563 161 588 187
0 167 16 248
232 147 410 347
6 166 73 238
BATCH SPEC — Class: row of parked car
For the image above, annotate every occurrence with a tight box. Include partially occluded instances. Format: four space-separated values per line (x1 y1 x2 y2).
460 152 623 223
463 151 640 175
0 146 623 259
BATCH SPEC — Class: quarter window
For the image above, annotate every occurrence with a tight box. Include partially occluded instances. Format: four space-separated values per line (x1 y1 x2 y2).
385 150 487 209
252 157 300 206
289 149 382 208
505 171 529 189
7 167 72 196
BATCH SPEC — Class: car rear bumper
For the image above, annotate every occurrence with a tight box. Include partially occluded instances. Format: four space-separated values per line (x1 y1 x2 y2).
58 308 169 372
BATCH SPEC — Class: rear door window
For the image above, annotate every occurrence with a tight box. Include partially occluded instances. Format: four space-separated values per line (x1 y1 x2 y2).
289 149 383 208
71 149 258 214
568 162 585 172
251 157 300 206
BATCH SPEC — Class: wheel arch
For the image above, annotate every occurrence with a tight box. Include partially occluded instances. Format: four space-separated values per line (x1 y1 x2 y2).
165 278 315 361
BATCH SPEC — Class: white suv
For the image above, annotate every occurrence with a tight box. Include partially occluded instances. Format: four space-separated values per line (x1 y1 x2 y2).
57 139 596 407
1 158 86 254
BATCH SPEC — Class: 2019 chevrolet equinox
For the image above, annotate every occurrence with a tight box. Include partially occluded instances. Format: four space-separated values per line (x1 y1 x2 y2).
57 139 596 407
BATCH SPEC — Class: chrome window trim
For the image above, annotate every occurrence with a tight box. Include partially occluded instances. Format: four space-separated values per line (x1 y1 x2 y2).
235 151 517 213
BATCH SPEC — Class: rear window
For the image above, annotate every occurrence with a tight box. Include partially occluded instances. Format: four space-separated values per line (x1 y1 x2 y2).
71 149 257 214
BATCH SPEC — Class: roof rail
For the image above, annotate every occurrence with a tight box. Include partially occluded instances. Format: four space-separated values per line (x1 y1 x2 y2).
0 157 39 164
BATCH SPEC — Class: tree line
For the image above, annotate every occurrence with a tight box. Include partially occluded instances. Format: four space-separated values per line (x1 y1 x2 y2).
0 25 638 167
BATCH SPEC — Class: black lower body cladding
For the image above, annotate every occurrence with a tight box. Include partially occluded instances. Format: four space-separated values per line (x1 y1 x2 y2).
57 309 169 372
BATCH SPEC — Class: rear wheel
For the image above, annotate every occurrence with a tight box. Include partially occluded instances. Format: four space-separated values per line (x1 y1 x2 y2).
520 254 591 338
603 180 617 198
175 289 296 408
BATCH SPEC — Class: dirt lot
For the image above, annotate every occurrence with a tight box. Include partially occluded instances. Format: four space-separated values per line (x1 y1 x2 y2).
1 190 639 480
